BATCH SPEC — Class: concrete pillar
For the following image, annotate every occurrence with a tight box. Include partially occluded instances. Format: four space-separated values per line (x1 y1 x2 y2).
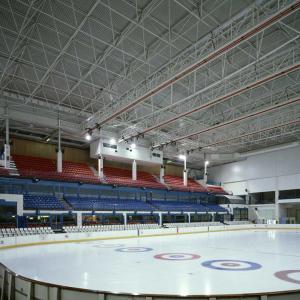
98 156 104 179
183 158 187 186
158 212 162 226
57 120 62 173
160 165 165 183
203 154 209 184
77 212 82 227
132 160 137 181
4 113 10 169
275 189 280 223
187 213 191 223
245 194 250 205
123 213 127 226
57 150 62 173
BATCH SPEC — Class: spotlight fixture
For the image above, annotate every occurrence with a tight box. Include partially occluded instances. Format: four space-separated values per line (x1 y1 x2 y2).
178 154 186 160
131 143 136 149
205 160 210 166
85 130 92 141
110 138 116 145
85 133 91 141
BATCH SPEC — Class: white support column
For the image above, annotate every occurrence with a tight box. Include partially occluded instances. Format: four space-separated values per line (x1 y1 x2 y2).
4 110 10 169
123 213 127 226
132 160 137 181
159 165 165 183
274 177 280 223
77 212 82 227
158 212 162 226
187 213 191 223
57 151 62 173
57 119 62 173
183 157 187 186
275 189 280 223
98 155 104 179
203 154 209 185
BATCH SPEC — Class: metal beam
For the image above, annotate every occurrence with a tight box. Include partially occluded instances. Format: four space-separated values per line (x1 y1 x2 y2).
129 62 300 138
153 96 300 148
90 0 300 128
24 0 101 103
187 119 300 152
58 0 163 106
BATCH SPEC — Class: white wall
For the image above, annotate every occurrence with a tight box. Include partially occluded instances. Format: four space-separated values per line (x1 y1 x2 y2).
209 145 300 195
90 138 163 165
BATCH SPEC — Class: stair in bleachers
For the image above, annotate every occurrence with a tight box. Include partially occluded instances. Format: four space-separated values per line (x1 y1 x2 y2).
8 159 20 176
59 197 73 210
0 159 19 177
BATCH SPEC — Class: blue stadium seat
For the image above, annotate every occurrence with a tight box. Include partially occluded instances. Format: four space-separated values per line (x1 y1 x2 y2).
65 197 155 211
23 194 65 210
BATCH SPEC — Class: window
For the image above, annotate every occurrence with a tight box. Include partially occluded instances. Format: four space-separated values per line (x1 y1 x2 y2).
103 142 117 150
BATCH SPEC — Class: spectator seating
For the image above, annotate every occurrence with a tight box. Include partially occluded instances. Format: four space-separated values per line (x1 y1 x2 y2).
203 204 228 213
10 155 229 196
206 184 227 194
65 197 155 211
103 166 164 189
0 166 9 177
60 161 99 183
23 194 65 210
164 175 206 192
63 223 159 233
13 155 99 184
0 227 53 237
165 222 221 228
149 200 208 212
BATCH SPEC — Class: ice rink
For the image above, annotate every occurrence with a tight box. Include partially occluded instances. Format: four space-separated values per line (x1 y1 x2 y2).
1 229 300 296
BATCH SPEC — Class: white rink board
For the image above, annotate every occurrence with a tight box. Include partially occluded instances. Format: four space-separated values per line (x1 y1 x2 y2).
0 225 300 297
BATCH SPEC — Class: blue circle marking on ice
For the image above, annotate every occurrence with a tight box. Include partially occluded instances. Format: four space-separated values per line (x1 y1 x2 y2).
115 247 153 252
202 259 262 271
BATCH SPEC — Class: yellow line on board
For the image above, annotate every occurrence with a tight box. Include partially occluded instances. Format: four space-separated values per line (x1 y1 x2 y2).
0 227 299 250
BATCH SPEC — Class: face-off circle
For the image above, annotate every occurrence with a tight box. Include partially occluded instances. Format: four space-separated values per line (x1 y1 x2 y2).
115 247 153 252
202 259 262 271
93 243 125 248
154 253 201 261
274 270 300 285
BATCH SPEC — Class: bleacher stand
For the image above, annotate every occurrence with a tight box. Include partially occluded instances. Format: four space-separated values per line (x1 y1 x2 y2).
149 200 221 212
13 155 100 184
164 175 206 192
206 184 228 194
203 204 228 213
0 166 9 177
165 222 221 228
23 194 65 210
0 227 53 237
103 166 165 189
65 197 155 211
63 223 160 233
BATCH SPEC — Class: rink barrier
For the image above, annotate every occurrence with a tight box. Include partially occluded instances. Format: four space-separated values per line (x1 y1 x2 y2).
0 224 300 299
1 224 300 249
